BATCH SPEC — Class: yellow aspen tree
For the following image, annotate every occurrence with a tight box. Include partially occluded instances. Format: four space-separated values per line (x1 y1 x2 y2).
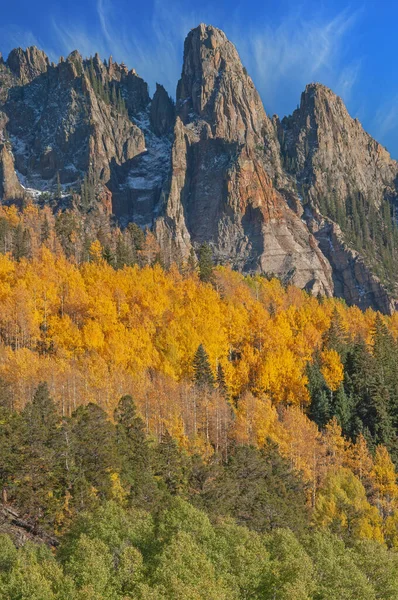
373 445 398 518
231 392 282 447
345 433 375 494
320 349 344 391
89 239 103 263
323 417 347 472
315 467 384 543
279 406 326 507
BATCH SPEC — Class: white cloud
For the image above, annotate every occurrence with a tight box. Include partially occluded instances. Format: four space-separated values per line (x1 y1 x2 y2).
370 96 398 155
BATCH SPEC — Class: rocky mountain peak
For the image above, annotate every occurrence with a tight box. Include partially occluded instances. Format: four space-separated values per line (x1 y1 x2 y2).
292 83 377 154
6 46 49 84
64 50 84 77
153 25 334 297
278 80 398 310
177 23 267 144
281 80 398 207
66 49 83 63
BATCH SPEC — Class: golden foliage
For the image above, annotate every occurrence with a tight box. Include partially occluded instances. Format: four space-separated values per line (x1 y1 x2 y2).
1 243 398 533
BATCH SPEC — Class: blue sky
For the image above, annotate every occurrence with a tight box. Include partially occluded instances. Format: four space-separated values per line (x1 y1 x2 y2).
1 0 398 156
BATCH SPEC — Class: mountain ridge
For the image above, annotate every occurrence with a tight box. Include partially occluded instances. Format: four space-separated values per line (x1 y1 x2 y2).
1 23 397 312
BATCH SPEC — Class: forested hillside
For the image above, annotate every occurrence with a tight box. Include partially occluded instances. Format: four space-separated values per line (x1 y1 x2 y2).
3 202 398 597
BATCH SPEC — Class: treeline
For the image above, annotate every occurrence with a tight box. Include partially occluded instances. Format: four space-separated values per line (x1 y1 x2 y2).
317 183 398 292
0 202 164 267
85 57 128 115
4 353 398 547
2 389 398 598
1 234 398 460
308 309 398 461
0 202 215 270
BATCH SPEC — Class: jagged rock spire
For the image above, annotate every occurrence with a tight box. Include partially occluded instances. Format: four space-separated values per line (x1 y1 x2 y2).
6 46 49 84
177 23 267 144
150 83 175 136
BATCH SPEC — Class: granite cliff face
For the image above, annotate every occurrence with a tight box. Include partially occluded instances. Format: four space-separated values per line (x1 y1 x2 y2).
3 50 147 192
0 25 398 311
156 24 333 295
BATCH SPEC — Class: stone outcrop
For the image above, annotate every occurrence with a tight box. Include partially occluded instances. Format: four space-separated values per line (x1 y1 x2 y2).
0 143 24 200
6 46 49 84
150 84 175 136
278 82 398 311
314 220 397 313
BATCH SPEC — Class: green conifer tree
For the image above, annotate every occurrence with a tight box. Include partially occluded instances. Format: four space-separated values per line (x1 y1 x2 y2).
102 244 115 266
322 307 349 360
154 430 189 496
115 235 133 269
18 383 61 522
193 344 215 389
307 356 330 428
198 243 214 283
114 395 157 506
40 216 50 244
13 224 30 260
56 171 62 200
71 403 120 507
332 384 352 434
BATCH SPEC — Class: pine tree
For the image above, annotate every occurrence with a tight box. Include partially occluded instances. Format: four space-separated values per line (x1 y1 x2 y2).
111 83 117 106
25 382 59 447
0 377 13 412
56 171 62 200
71 403 120 506
13 224 30 260
193 344 215 389
80 173 96 211
345 335 395 451
0 217 10 253
115 234 133 268
332 384 352 434
114 395 157 506
18 383 61 522
373 315 398 429
127 223 145 264
0 404 22 504
40 216 50 244
322 307 348 360
307 356 330 427
154 430 189 496
371 387 395 449
102 244 115 266
198 243 214 283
